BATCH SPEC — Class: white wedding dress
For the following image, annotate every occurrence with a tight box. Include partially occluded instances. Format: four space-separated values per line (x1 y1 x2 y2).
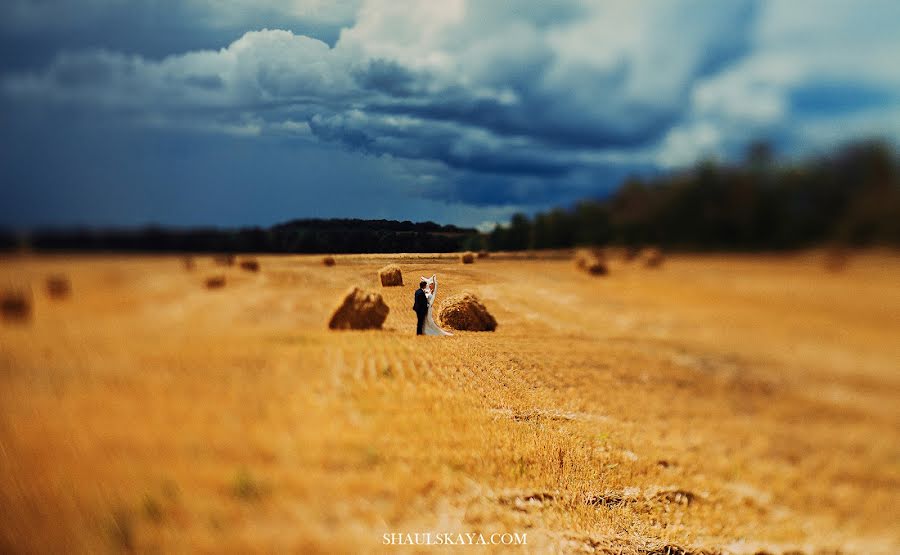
421 274 453 336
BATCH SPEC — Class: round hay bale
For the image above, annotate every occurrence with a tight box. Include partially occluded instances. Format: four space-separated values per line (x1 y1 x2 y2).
641 247 664 268
439 292 497 332
205 275 226 289
1 286 32 323
824 248 848 272
378 264 403 287
328 287 390 330
322 256 336 267
239 258 260 272
460 251 475 264
214 254 235 267
477 250 489 259
623 246 640 262
583 257 608 275
45 274 71 299
574 248 608 275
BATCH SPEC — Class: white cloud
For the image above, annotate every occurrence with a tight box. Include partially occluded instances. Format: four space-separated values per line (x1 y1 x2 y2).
654 0 900 167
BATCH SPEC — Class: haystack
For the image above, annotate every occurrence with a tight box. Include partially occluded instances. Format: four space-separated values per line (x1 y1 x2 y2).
641 247 664 268
214 254 235 267
46 274 71 299
477 250 489 259
379 264 403 286
824 248 848 272
460 252 475 264
439 292 497 332
328 287 390 330
322 256 336 267
239 259 260 272
205 275 226 289
1 287 32 323
574 248 608 275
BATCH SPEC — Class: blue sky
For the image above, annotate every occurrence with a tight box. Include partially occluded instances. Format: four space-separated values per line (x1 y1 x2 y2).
1 0 898 230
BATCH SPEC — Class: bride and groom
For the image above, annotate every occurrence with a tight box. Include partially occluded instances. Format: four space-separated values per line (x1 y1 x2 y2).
412 274 452 336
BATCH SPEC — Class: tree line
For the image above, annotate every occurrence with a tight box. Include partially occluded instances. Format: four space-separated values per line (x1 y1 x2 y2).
472 140 899 252
4 219 475 254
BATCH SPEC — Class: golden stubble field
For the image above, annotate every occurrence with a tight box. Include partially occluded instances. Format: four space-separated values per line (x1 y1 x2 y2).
0 251 898 554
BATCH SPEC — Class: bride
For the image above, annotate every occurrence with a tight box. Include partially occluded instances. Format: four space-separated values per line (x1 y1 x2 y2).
421 274 453 336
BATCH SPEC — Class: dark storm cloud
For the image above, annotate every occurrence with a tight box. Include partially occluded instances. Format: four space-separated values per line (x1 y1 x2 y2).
0 1 355 72
2 0 899 229
3 2 761 170
423 165 650 208
353 59 418 97
789 81 897 116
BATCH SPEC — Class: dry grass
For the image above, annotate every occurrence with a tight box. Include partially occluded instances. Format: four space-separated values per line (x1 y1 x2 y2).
0 251 898 553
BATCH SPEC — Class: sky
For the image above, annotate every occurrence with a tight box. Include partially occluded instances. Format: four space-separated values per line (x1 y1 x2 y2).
1 0 899 231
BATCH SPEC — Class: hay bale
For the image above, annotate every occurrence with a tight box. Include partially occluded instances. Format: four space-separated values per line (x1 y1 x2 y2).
239 258 260 272
583 257 608 275
439 292 497 332
460 251 476 264
45 274 71 299
1 287 32 323
623 246 640 262
824 248 848 272
328 287 390 330
205 275 226 289
322 256 336 267
574 248 608 275
378 264 403 287
641 247 664 268
214 254 235 267
477 250 489 259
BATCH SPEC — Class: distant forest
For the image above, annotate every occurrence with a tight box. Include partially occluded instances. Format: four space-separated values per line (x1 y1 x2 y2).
5 219 474 254
2 140 897 254
471 140 900 252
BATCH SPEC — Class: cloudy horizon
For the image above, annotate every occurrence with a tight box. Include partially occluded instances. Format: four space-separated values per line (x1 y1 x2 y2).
2 0 899 230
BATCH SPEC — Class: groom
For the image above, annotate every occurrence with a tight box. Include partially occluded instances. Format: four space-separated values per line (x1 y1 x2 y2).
412 280 429 335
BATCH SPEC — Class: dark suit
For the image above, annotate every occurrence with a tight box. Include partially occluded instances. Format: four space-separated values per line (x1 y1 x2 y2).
412 288 429 335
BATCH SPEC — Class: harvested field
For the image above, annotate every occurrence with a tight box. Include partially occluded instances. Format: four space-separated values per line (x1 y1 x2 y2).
0 251 898 553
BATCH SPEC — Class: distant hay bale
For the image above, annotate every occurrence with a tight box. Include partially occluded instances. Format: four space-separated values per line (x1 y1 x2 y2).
205 275 226 289
214 254 235 267
45 274 71 299
460 251 475 264
574 248 608 275
328 287 390 330
378 264 403 286
477 250 489 259
824 248 848 272
623 246 640 262
1 286 32 323
182 256 196 271
583 257 608 275
322 256 336 267
239 259 260 272
439 292 497 332
641 247 665 268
